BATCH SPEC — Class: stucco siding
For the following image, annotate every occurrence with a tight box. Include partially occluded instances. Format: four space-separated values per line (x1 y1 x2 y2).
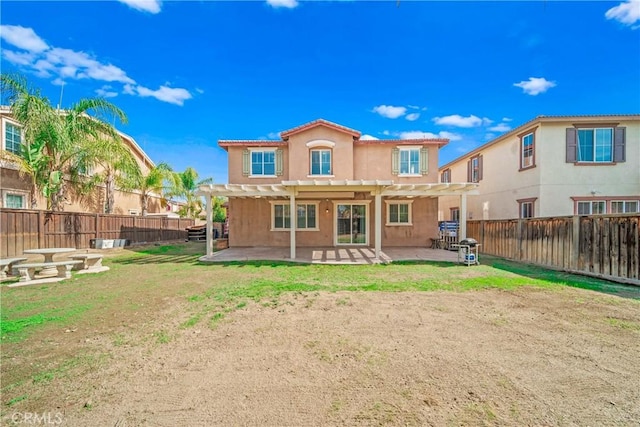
287 127 354 180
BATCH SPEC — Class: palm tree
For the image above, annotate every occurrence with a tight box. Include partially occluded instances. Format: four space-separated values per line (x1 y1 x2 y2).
169 167 213 219
0 74 56 209
122 162 173 216
72 136 142 214
1 73 128 211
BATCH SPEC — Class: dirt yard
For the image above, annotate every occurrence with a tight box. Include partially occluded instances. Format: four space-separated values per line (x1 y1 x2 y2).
9 285 636 426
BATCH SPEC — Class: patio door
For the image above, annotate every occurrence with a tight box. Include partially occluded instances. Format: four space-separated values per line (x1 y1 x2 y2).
336 204 367 245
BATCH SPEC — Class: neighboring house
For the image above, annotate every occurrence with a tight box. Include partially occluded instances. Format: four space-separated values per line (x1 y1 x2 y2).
438 115 640 221
0 106 165 215
198 119 478 260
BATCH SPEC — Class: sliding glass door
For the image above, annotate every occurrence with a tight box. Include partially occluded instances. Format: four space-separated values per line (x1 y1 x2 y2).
336 204 367 245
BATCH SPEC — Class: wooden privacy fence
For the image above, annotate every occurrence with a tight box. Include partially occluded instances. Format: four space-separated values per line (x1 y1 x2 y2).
1 208 194 257
467 215 639 284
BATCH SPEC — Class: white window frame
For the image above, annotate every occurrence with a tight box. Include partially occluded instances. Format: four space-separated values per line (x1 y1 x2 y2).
577 200 606 215
385 201 413 226
441 169 451 183
249 148 277 178
520 201 533 218
611 200 639 214
270 201 319 231
4 193 25 209
521 132 534 169
399 146 421 176
309 148 332 177
2 117 22 155
471 156 480 182
577 128 613 163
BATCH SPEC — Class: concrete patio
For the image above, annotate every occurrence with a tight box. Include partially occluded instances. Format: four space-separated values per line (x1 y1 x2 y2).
199 247 460 265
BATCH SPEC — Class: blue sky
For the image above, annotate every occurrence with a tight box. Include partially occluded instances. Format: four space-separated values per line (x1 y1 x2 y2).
1 0 639 184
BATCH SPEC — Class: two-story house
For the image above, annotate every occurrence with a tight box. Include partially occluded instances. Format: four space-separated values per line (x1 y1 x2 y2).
438 115 640 221
1 106 168 215
198 119 478 260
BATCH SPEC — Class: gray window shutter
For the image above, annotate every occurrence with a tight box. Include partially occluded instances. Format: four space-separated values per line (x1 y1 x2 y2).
275 148 284 175
566 128 577 163
391 148 399 175
467 160 471 181
242 149 250 176
478 155 483 181
613 127 626 162
420 147 428 175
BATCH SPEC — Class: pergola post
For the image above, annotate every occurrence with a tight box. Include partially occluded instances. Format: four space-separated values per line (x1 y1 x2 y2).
374 190 382 260
459 193 467 240
206 193 213 257
289 192 296 259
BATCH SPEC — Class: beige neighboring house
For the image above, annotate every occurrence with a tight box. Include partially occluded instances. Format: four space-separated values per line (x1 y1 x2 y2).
0 106 169 215
438 115 640 221
198 119 478 260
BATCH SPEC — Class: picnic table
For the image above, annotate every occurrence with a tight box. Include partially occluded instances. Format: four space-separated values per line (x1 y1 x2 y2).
23 248 76 276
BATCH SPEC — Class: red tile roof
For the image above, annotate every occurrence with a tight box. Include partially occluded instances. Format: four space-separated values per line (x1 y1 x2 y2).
354 138 449 147
280 119 361 138
218 140 285 150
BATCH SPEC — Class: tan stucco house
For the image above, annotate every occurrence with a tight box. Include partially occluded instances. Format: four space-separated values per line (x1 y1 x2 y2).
198 119 478 260
1 106 169 215
438 115 640 221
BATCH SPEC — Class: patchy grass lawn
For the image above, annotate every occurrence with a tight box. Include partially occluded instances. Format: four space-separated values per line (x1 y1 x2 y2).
1 243 639 425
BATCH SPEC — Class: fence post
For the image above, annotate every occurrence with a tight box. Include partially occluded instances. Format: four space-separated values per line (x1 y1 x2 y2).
133 216 138 244
571 215 580 270
516 219 523 261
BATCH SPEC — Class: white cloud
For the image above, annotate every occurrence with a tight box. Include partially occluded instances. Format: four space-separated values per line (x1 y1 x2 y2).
96 85 118 98
360 134 379 140
405 113 420 121
433 114 483 128
117 0 162 14
484 133 496 141
1 25 193 106
266 0 299 8
489 123 511 132
605 1 640 28
135 84 192 106
513 77 556 95
0 25 49 52
267 132 280 139
393 130 462 141
502 117 513 122
438 131 463 141
407 104 420 109
123 84 136 95
382 130 391 136
372 105 407 119
482 117 493 125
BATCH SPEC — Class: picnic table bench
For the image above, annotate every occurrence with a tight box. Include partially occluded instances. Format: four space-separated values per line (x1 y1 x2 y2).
69 254 105 271
16 260 83 282
0 257 28 279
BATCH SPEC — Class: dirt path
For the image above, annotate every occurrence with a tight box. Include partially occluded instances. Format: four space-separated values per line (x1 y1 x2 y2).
52 287 640 426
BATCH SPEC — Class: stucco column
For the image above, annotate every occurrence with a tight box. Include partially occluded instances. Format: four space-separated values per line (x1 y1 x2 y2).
459 193 467 240
206 193 213 258
290 192 296 259
374 191 382 260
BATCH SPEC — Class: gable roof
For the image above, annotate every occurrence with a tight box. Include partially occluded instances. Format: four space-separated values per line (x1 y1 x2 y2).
438 114 640 171
280 119 361 139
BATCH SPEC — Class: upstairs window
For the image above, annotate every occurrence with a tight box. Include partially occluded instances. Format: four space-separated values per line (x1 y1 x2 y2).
392 146 428 176
450 208 460 222
566 126 625 164
252 150 275 176
467 154 483 182
441 168 451 183
310 149 331 176
4 122 22 154
243 148 282 177
578 128 612 162
521 132 535 169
